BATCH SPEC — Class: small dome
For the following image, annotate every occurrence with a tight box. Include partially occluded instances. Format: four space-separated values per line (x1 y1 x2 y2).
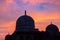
16 10 35 31
5 34 12 40
46 23 59 32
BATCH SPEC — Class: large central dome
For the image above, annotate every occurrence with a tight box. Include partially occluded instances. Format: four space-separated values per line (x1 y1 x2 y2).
16 10 35 32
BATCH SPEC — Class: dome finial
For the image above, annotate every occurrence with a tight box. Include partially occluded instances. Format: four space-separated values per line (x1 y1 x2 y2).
51 21 52 24
25 10 27 15
7 32 10 35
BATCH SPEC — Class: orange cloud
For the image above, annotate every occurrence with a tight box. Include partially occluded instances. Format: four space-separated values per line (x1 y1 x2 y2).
0 20 16 34
0 20 16 40
28 11 60 31
6 0 13 3
29 11 60 22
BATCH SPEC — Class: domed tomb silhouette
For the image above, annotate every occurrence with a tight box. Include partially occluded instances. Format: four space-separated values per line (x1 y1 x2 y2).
16 10 35 32
46 23 59 33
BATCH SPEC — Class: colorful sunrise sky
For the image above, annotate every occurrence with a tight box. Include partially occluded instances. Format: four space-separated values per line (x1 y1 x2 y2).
0 0 60 40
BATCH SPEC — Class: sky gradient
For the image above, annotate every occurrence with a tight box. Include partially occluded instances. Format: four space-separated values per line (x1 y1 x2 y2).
0 0 60 40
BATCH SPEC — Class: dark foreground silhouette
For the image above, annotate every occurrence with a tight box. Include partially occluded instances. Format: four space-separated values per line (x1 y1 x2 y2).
5 10 60 40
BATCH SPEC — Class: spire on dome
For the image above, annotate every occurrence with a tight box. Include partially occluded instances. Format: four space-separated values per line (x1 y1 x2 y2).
25 10 27 15
51 21 52 24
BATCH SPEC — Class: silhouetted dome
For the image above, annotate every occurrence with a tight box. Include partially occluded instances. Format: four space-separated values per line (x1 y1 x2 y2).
16 10 35 32
5 34 12 40
46 23 59 33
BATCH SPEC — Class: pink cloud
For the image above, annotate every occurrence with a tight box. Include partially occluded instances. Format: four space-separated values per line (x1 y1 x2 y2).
22 0 47 5
22 0 60 5
6 0 13 4
47 0 60 5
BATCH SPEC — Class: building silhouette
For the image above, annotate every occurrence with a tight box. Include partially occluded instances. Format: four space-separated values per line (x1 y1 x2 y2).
46 22 59 33
5 10 60 40
45 23 59 40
